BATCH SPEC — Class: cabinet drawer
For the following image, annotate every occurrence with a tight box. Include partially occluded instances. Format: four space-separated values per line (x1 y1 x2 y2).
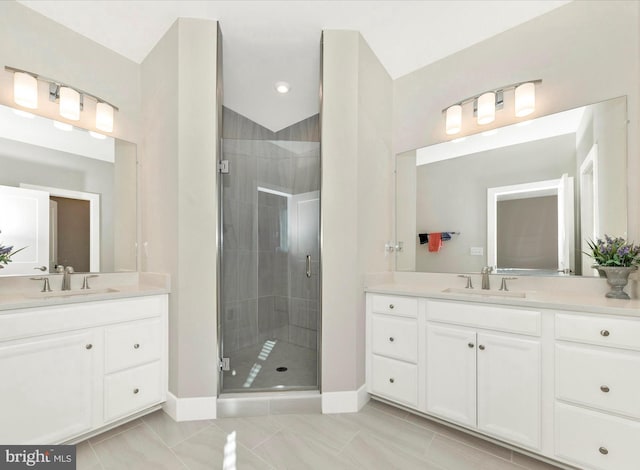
556 344 640 418
555 402 640 470
104 318 162 373
556 314 640 351
370 295 418 318
371 314 417 363
426 300 540 336
370 355 418 407
104 361 163 422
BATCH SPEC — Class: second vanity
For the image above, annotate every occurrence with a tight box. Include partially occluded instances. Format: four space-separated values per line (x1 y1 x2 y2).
366 274 640 470
0 273 169 444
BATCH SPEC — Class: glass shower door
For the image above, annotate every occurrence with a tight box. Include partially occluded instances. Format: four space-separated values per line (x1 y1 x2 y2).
219 115 320 393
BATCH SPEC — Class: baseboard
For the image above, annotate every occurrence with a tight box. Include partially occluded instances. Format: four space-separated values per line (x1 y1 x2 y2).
163 392 217 421
322 384 369 414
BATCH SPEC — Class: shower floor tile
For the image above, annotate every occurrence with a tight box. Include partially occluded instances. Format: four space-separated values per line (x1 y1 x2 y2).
222 340 317 391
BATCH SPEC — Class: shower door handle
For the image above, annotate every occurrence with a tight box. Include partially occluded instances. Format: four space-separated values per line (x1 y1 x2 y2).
306 255 312 278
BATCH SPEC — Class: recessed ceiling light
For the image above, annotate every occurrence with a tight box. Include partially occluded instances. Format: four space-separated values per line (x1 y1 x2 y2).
274 81 290 94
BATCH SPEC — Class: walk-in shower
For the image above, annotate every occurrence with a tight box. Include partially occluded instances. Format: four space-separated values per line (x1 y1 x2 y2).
219 107 320 393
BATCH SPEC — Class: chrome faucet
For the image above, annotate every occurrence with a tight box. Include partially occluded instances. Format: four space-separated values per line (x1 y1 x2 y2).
62 266 74 291
481 266 493 290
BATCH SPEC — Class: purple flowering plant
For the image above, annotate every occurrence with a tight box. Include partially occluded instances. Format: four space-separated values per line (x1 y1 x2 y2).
586 235 640 267
0 231 25 266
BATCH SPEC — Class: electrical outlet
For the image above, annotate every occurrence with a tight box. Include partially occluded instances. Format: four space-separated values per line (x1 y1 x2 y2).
470 247 484 256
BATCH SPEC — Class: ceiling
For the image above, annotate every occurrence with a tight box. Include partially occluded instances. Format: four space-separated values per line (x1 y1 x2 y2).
17 0 571 132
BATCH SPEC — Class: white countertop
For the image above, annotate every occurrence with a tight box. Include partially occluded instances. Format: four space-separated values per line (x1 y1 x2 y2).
365 274 640 317
0 272 170 312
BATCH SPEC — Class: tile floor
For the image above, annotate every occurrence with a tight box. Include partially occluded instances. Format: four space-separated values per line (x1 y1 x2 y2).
77 400 564 470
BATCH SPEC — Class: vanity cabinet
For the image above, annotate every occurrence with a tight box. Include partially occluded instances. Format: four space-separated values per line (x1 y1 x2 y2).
425 301 541 450
0 330 97 444
554 313 640 470
0 294 168 444
367 295 419 407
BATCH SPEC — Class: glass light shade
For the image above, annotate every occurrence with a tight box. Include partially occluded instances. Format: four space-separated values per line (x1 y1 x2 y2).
515 82 535 117
477 92 496 124
95 102 114 132
13 72 38 109
59 87 80 120
445 105 462 135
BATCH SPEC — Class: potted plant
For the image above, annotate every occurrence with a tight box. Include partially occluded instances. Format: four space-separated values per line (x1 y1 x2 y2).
0 231 25 269
586 235 640 299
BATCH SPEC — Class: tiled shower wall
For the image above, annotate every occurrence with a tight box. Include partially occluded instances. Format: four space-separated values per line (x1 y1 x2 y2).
222 108 320 356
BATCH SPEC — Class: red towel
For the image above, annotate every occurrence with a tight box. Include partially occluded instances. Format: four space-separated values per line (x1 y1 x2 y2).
428 232 442 252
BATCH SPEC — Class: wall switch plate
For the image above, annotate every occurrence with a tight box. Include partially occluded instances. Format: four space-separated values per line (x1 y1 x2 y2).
470 247 484 256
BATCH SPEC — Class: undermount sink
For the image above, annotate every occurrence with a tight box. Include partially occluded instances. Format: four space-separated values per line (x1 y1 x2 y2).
26 288 120 299
442 287 527 299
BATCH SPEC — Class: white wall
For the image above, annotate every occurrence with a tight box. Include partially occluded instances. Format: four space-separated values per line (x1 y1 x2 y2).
140 19 219 400
0 2 140 143
321 31 393 395
393 1 640 240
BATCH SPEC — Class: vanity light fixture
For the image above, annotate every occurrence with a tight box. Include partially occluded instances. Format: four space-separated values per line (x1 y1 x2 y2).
5 65 119 133
274 81 290 94
443 79 541 136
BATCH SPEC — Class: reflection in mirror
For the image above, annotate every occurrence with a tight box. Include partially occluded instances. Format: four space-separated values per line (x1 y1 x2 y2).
396 96 627 277
0 104 137 276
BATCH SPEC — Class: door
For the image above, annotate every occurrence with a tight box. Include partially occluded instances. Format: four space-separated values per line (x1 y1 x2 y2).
426 324 477 427
477 332 541 449
0 330 96 444
0 184 49 274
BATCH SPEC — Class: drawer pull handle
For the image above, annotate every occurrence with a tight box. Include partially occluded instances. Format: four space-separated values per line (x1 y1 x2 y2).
599 446 608 455
133 388 140 394
389 304 395 310
478 345 485 351
600 385 610 393
134 343 140 349
600 330 610 337
468 343 474 348
85 344 93 350
389 337 394 342
389 378 395 384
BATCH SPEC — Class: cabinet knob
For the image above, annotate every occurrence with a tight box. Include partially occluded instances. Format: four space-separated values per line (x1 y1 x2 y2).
85 344 93 350
134 343 140 349
389 337 394 342
389 304 395 310
133 388 140 394
600 385 610 393
600 329 610 337
389 378 395 384
478 345 485 350
468 343 475 348
599 446 608 455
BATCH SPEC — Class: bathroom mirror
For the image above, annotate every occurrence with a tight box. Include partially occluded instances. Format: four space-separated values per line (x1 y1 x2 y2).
396 96 628 277
0 104 137 276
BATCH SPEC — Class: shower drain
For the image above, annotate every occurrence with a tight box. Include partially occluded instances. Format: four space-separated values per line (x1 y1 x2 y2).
276 367 288 372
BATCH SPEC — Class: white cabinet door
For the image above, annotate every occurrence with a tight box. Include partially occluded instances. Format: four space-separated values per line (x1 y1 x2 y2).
477 332 541 450
426 324 476 427
0 330 96 444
